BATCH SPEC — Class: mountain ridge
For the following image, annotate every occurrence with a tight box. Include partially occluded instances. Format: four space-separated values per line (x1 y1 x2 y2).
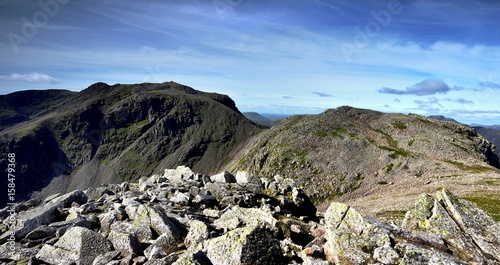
0 82 262 207
228 106 500 216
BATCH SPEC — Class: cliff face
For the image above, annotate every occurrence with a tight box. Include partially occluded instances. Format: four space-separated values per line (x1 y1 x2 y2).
229 106 500 212
0 82 262 206
474 125 500 157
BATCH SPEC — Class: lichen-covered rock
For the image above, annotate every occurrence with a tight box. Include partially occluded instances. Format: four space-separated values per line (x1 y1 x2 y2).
402 189 499 264
397 243 468 265
36 226 112 265
213 205 278 232
132 204 182 241
4 167 499 265
0 190 87 244
203 224 284 265
185 220 210 248
108 230 142 256
323 202 393 264
437 189 500 261
110 220 153 243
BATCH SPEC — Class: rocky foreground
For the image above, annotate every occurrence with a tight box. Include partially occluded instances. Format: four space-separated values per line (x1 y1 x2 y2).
1 167 499 265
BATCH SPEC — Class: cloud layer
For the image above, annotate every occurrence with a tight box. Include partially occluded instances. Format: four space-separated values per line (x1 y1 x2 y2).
0 0 499 124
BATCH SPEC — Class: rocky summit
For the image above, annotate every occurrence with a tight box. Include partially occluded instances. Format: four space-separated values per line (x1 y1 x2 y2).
1 166 499 265
229 106 500 216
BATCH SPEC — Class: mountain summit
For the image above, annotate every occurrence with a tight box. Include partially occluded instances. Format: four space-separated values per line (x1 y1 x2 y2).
228 106 500 215
0 82 262 206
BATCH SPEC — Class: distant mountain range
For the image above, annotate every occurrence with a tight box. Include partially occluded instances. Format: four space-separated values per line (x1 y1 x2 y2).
242 112 288 127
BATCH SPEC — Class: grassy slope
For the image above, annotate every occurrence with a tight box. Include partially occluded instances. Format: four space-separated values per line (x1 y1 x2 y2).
0 82 262 205
228 106 500 220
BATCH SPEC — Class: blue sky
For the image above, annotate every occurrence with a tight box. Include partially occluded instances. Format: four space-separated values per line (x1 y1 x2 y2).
1 0 500 124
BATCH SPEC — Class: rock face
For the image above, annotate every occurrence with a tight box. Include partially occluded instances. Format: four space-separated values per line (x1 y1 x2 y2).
0 167 499 265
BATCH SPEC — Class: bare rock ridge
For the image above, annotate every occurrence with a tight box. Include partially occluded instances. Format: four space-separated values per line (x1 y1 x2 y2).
1 166 499 264
229 106 500 214
0 82 262 207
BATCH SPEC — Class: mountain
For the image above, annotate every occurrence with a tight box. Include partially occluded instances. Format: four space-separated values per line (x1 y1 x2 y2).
0 82 262 206
243 112 275 127
243 112 289 127
0 89 77 131
228 106 500 216
428 115 500 158
428 115 460 123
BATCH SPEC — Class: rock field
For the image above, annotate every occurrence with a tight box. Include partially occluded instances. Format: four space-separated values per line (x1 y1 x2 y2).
1 166 499 264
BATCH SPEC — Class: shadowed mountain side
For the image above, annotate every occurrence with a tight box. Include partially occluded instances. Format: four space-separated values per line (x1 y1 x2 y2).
474 126 500 157
0 82 262 206
228 106 500 215
0 89 77 131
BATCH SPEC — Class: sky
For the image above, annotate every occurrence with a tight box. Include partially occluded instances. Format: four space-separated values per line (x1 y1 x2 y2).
1 0 500 125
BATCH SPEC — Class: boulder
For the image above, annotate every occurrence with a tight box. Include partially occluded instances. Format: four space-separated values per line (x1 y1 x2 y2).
210 171 236 183
110 220 153 243
402 188 500 263
323 202 396 264
0 190 87 244
36 226 112 265
185 219 210 247
213 206 278 233
108 230 142 256
203 224 284 265
0 241 38 261
235 171 262 185
132 205 183 242
164 166 195 181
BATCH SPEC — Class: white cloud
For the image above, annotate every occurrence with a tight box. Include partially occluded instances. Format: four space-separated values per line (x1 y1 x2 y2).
0 73 61 84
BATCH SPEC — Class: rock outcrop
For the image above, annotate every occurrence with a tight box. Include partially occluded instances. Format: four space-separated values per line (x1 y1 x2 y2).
0 166 499 264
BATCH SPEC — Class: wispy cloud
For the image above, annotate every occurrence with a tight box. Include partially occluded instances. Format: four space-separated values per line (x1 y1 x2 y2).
312 91 334 97
479 81 500 90
0 73 61 84
379 79 451 96
414 97 443 111
313 0 341 12
446 98 474 105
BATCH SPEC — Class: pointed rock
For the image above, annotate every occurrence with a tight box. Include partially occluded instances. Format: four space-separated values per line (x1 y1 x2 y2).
36 226 112 265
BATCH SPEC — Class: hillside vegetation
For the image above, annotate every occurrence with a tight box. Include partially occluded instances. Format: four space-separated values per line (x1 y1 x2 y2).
0 82 262 206
228 106 500 217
